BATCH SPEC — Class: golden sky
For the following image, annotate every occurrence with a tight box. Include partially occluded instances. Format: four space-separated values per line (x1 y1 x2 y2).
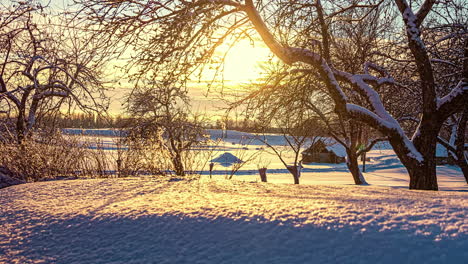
5 0 274 119
107 39 273 119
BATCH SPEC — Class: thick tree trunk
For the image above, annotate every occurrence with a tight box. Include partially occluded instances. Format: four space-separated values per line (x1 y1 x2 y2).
346 151 368 185
411 121 439 190
406 161 438 190
390 136 439 191
454 106 468 184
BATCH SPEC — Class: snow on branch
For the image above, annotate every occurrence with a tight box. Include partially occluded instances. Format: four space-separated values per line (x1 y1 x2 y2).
347 103 424 162
243 0 424 164
346 104 394 132
334 69 397 123
363 62 389 76
436 81 468 119
395 0 427 50
398 116 420 124
34 90 69 100
243 0 348 110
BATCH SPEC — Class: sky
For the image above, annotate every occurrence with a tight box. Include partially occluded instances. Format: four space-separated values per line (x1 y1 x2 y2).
62 1 270 118
105 39 273 118
1 0 274 119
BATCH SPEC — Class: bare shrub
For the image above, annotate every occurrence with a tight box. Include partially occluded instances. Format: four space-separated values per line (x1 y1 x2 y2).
0 131 86 181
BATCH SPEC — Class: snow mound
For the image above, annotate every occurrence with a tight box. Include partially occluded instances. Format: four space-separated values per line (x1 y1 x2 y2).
210 152 243 166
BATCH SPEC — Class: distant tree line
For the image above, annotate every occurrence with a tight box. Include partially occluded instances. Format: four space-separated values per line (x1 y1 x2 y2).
40 113 126 129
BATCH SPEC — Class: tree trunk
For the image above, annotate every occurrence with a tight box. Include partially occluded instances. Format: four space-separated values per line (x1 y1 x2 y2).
209 162 214 179
361 152 366 173
346 151 368 185
406 161 438 190
287 166 300 184
259 168 267 182
390 136 439 191
172 153 185 176
16 113 25 144
454 106 468 184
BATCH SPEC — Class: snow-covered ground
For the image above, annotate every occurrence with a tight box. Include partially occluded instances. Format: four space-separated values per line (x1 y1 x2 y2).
1 129 465 263
1 178 467 263
62 129 467 191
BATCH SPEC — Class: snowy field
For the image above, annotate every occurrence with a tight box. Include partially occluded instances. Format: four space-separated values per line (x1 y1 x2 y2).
1 178 467 263
62 129 467 191
1 129 466 263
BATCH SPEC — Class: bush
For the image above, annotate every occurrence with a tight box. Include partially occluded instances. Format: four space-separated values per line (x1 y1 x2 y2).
0 131 87 181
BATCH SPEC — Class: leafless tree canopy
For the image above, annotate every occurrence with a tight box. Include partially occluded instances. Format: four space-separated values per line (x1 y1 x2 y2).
74 0 467 190
126 80 206 176
0 1 109 142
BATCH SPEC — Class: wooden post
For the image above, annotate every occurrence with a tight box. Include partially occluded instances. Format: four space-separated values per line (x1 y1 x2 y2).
209 162 214 179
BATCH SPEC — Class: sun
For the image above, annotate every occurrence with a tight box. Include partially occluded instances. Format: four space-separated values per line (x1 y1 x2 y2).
221 39 271 83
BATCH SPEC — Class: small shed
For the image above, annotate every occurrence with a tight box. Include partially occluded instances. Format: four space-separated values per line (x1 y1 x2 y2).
302 140 346 164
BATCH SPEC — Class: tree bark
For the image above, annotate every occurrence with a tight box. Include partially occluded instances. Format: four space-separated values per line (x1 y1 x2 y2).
390 136 439 190
346 150 368 185
406 162 438 190
259 168 267 182
16 112 25 144
287 166 300 184
362 152 367 173
454 106 468 183
172 152 185 176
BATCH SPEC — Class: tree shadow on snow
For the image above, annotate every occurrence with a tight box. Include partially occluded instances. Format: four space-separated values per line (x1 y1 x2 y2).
3 212 467 264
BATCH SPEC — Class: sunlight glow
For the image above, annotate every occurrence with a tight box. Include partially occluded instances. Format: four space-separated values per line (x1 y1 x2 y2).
221 39 271 83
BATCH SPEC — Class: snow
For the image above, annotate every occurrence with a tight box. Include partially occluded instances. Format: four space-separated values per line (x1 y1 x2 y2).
436 143 449 158
211 152 243 166
63 128 127 137
60 129 465 189
325 142 347 158
401 5 424 46
1 178 466 263
350 74 394 122
436 81 466 110
1 128 467 263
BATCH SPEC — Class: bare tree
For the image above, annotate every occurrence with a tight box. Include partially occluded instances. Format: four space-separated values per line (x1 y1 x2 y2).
240 68 382 185
126 81 206 176
76 0 467 190
0 1 108 143
256 112 319 184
